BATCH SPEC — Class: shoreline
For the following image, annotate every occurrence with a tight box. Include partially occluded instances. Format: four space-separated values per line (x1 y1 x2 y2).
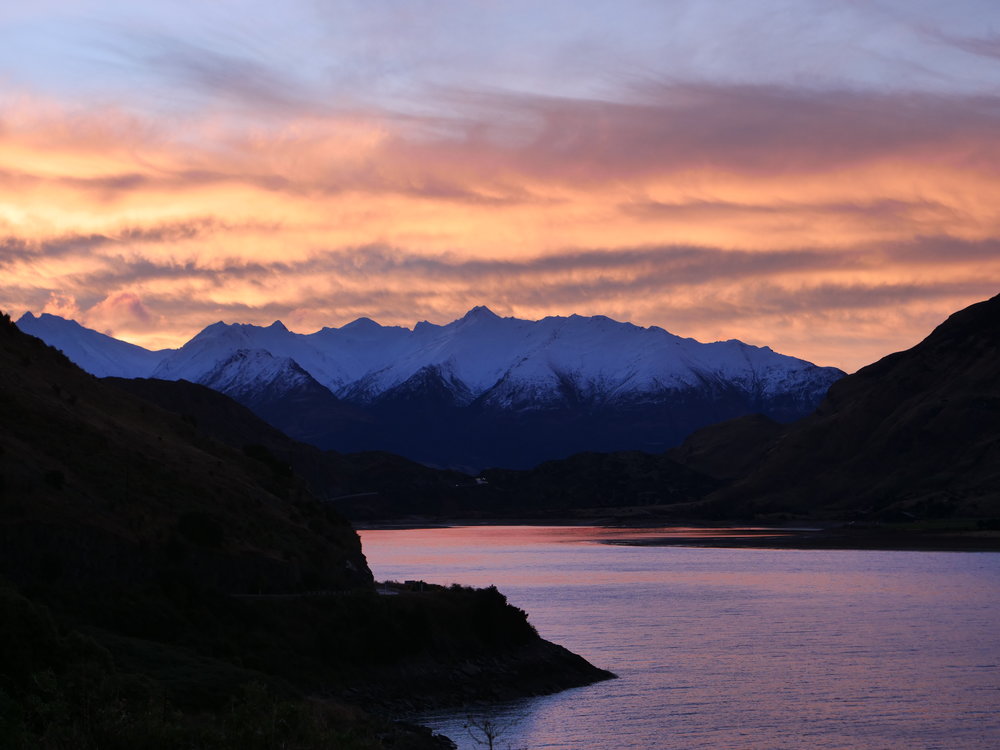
601 528 1000 553
355 518 1000 552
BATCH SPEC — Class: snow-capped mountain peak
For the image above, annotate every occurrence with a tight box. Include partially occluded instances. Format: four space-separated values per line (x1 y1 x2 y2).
197 348 315 403
20 308 843 410
15 312 170 378
339 317 381 332
15 307 845 468
459 305 501 323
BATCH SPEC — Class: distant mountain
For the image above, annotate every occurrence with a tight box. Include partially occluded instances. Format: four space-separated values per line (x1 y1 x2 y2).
673 292 1000 522
147 306 841 415
17 307 844 468
16 311 170 377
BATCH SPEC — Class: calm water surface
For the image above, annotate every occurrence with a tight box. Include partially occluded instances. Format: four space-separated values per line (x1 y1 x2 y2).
358 526 1000 749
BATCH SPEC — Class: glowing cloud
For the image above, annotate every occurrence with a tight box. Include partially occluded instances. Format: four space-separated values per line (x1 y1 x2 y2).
2 2 1000 371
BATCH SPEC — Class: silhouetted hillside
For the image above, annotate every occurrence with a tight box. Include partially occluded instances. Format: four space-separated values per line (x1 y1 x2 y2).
680 293 1000 522
105 377 480 518
667 414 785 482
0 314 612 747
106 378 722 519
480 451 720 517
0 317 370 595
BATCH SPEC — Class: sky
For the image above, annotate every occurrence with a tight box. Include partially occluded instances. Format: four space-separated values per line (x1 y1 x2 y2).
2 1 1000 371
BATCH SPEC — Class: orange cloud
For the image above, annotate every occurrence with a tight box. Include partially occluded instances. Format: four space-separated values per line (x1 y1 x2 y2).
1 84 999 372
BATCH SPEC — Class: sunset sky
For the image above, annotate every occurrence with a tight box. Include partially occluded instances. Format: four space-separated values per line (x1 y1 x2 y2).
2 1 1000 371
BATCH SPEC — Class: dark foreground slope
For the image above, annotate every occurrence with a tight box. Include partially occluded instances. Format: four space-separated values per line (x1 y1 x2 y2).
0 329 371 596
107 377 720 520
105 376 476 519
0 314 611 748
674 293 1000 524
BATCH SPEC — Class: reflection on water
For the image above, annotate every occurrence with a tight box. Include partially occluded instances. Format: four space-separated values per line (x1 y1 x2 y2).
359 526 1000 750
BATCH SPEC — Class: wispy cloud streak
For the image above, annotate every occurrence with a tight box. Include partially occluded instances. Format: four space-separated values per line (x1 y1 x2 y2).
1 73 999 369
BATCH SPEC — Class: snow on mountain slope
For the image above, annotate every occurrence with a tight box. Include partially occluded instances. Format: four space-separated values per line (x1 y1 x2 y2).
196 348 320 404
323 307 841 409
14 306 845 467
18 307 843 410
308 317 414 386
150 320 349 390
15 312 169 378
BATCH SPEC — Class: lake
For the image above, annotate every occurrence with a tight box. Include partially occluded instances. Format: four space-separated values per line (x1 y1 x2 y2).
358 526 1000 749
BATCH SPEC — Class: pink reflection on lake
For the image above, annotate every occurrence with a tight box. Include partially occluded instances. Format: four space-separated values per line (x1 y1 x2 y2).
360 524 793 549
358 525 1000 749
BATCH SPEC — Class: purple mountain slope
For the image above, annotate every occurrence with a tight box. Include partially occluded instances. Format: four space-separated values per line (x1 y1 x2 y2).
15 309 843 468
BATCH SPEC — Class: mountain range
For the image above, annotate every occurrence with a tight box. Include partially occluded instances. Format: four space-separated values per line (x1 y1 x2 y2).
9 293 998 530
17 307 844 469
102 292 994 530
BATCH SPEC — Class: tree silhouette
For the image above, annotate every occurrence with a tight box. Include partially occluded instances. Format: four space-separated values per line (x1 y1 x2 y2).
463 715 525 750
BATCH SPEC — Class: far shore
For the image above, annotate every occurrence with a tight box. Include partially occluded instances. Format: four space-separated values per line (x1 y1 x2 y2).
354 518 1000 552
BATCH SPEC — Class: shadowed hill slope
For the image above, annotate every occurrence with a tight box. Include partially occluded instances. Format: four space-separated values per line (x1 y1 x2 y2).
479 451 721 518
106 377 723 520
0 316 370 595
104 376 480 517
686 293 1000 521
667 413 785 482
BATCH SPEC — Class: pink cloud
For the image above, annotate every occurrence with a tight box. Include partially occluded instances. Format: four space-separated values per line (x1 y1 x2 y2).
40 292 81 320
1 84 999 371
84 292 156 338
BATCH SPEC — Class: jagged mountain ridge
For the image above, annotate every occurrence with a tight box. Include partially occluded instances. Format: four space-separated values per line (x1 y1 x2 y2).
17 306 842 408
16 307 844 468
16 310 168 378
